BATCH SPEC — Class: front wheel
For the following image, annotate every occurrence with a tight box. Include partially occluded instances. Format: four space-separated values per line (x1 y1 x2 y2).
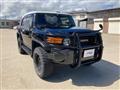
33 47 54 79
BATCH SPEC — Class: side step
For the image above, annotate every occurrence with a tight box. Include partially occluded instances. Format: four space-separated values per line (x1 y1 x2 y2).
22 45 32 55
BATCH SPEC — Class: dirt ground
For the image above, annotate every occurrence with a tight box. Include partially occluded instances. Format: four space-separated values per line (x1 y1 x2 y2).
0 29 120 90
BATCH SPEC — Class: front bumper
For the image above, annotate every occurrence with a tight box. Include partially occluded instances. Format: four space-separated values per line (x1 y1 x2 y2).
47 45 103 65
48 48 74 64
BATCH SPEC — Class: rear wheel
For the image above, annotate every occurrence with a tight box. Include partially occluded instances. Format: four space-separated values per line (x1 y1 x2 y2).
17 37 27 54
33 47 54 79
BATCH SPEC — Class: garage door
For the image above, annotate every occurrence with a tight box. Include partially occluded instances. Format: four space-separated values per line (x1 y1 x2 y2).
108 17 120 34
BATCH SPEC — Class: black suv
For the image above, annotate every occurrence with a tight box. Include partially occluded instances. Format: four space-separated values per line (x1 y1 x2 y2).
17 11 103 78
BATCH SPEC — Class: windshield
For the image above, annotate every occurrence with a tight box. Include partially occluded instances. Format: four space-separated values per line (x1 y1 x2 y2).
35 13 75 29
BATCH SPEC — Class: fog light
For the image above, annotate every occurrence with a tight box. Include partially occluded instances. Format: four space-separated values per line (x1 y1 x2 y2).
63 38 70 46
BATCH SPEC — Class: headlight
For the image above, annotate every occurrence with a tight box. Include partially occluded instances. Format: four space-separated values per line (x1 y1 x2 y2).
63 38 70 46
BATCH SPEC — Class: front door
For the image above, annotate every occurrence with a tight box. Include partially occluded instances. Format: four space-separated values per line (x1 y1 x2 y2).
21 15 33 49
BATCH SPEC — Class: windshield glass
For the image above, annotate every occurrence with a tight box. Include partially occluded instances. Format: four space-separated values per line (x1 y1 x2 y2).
35 13 75 29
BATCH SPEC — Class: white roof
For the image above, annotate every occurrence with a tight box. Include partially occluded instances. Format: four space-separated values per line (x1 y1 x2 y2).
22 11 70 18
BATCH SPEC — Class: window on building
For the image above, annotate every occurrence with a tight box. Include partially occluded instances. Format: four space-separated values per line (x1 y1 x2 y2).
1 22 5 26
6 22 9 26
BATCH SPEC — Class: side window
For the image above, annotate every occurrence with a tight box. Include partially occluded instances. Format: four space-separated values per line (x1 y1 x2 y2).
21 17 27 30
21 15 33 31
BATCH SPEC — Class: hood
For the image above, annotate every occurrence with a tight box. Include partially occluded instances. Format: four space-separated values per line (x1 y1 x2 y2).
45 27 94 36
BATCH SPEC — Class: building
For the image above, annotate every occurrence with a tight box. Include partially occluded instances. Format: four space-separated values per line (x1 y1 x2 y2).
68 8 120 34
68 10 88 28
0 19 19 29
88 8 120 34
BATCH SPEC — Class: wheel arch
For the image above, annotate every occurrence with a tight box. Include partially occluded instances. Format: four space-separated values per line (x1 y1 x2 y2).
17 32 20 38
32 40 43 57
17 32 23 41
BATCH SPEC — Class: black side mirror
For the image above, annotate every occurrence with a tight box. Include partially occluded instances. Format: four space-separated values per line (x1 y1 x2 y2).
99 24 103 30
16 22 20 25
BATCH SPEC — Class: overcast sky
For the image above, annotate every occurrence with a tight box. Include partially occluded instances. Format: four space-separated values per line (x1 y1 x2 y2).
0 0 120 19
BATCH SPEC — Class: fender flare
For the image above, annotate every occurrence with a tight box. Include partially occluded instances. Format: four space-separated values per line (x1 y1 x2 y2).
17 32 23 42
32 37 51 55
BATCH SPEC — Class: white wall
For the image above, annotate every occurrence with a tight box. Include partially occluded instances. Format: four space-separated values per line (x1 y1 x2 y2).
0 20 10 28
79 21 87 28
72 15 87 27
108 17 120 34
72 16 78 26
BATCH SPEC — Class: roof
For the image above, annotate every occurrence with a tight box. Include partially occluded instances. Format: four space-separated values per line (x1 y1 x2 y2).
22 11 70 18
89 7 120 13
67 8 120 15
67 10 87 15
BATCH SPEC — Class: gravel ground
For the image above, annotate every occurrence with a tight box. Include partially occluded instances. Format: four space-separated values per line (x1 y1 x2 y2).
0 29 120 90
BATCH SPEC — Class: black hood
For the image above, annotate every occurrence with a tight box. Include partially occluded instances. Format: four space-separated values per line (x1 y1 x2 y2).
45 27 94 36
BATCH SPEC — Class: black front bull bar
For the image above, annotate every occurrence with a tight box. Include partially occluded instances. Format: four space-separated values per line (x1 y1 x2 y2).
47 32 103 68
70 32 82 68
70 32 103 68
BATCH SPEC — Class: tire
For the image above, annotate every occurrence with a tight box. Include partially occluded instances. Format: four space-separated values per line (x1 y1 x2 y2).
17 37 27 54
33 47 53 79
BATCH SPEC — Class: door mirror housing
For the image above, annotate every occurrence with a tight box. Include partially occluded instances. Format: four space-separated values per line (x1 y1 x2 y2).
99 24 103 30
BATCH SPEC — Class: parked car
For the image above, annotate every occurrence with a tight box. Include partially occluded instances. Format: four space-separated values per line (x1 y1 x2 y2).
17 11 103 79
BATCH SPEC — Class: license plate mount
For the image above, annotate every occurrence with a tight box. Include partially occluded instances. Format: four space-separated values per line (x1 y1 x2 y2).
83 49 95 58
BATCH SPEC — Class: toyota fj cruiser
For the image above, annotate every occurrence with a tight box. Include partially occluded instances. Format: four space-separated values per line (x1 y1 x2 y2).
17 11 103 78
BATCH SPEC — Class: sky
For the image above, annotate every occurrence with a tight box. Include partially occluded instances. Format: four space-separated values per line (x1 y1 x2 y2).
0 0 120 19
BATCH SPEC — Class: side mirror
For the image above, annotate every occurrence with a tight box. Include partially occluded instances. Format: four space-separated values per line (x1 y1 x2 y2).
99 24 103 30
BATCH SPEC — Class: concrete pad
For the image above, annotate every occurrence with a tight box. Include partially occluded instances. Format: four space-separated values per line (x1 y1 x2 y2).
0 29 120 90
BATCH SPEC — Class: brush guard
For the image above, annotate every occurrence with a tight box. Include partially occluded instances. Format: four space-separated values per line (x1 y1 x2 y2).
70 32 82 68
70 32 103 68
